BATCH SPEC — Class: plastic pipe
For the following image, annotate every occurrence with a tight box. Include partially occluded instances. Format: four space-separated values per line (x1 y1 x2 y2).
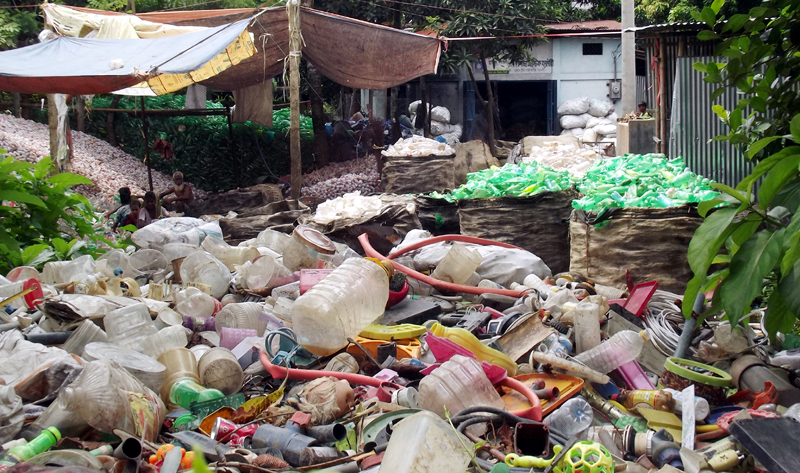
358 233 528 297
260 350 541 421
674 293 703 358
307 424 347 444
26 331 73 345
530 351 611 385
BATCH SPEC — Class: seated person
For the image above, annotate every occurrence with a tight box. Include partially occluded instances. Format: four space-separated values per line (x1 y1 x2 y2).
138 191 163 228
120 199 141 229
106 187 131 232
160 171 194 214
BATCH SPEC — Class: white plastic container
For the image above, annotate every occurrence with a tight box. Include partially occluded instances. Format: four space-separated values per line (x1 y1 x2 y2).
103 303 161 358
59 255 98 284
179 251 231 299
378 410 471 473
82 342 167 394
282 226 336 272
157 325 189 353
431 243 482 285
62 319 108 355
292 258 389 356
417 355 506 418
202 235 260 272
244 255 294 290
175 287 218 319
214 302 268 336
573 301 601 354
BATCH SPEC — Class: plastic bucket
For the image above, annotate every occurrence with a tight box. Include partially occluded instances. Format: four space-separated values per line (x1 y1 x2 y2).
198 348 244 395
157 347 200 403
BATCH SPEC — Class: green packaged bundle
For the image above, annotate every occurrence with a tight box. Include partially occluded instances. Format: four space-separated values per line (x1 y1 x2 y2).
572 154 718 212
430 161 575 202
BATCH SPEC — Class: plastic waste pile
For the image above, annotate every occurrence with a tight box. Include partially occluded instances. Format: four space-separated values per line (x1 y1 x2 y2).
522 142 600 178
429 161 575 202
557 97 618 143
1 214 798 473
311 192 384 225
573 154 720 213
382 135 456 158
407 101 463 146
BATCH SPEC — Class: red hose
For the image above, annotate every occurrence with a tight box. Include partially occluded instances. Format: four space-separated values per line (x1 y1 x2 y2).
260 350 542 421
358 234 529 298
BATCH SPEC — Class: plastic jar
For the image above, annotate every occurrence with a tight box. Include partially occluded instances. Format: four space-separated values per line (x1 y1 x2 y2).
198 348 244 395
215 302 268 336
281 226 336 272
179 251 231 299
292 258 389 356
103 303 161 358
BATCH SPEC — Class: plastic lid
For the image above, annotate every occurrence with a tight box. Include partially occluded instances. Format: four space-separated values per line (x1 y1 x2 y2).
83 342 167 374
22 278 44 309
45 426 62 442
293 226 336 254
640 329 651 342
664 357 732 387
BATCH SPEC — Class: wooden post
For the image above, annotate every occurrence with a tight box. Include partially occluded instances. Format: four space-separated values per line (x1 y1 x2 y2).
12 93 21 118
658 36 667 155
288 0 303 200
76 96 85 132
141 96 153 192
480 54 497 157
47 94 58 162
227 106 240 187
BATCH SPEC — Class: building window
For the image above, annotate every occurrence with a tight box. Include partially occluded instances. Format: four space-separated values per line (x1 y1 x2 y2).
583 43 603 55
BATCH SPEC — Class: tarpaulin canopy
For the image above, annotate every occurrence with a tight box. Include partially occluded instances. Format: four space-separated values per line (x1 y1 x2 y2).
0 18 254 95
27 5 442 92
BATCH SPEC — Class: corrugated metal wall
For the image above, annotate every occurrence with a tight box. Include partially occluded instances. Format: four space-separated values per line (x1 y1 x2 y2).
670 56 753 187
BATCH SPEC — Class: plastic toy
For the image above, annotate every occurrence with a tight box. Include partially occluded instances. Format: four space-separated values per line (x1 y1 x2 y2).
559 440 614 473
149 444 195 470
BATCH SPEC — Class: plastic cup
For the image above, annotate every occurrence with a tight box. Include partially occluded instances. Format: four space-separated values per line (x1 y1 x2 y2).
198 348 244 395
63 320 108 355
219 327 258 350
157 347 200 405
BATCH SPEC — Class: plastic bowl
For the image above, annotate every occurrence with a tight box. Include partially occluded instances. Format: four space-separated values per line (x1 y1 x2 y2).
386 279 410 308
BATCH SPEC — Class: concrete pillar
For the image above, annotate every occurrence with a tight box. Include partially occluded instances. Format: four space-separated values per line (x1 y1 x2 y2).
621 0 636 115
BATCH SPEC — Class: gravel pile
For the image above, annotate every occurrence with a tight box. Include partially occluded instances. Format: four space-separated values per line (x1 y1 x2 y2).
301 156 382 203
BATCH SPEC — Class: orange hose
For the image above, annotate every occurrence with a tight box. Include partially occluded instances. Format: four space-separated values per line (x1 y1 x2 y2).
357 233 529 297
260 350 542 421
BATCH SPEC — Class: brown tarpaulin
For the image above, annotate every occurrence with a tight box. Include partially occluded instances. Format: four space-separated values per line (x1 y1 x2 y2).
44 6 441 92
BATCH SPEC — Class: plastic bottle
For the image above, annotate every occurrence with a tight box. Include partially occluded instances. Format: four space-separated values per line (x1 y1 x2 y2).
544 397 593 437
0 427 60 467
612 389 675 412
378 411 471 473
573 301 601 354
663 388 710 420
417 355 507 418
57 360 166 442
573 330 649 374
201 235 260 271
169 378 224 409
292 258 389 356
103 303 161 357
523 274 555 298
428 323 517 375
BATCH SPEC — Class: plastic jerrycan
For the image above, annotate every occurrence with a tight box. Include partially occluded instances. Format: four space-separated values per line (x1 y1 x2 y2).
428 323 517 375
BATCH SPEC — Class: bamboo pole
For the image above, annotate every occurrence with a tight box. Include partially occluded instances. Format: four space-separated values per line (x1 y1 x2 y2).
288 0 303 199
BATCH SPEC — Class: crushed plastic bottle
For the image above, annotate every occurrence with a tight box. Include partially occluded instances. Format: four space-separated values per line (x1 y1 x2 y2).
572 154 718 213
429 161 575 202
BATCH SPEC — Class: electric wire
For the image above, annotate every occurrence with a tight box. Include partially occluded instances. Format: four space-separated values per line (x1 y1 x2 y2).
643 290 684 356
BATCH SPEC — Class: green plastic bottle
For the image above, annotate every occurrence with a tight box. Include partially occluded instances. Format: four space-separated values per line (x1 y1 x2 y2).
169 378 224 409
0 427 61 467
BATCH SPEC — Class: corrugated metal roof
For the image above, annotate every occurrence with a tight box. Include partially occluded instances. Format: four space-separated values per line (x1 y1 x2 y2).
548 20 622 32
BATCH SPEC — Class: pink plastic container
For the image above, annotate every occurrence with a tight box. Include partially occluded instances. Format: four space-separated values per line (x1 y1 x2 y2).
299 269 334 294
220 327 258 350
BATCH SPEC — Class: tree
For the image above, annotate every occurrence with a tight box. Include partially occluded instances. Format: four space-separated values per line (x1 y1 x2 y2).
634 0 760 25
683 0 800 334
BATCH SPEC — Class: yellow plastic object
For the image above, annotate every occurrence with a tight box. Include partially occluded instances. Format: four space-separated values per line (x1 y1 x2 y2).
561 441 614 473
637 408 682 440
696 424 721 433
360 324 426 341
364 258 393 280
506 446 562 468
346 337 421 360
429 323 517 376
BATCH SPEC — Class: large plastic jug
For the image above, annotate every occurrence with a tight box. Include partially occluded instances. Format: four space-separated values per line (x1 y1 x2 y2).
428 323 517 375
378 411 471 473
292 258 389 356
431 243 482 285
417 355 507 418
57 360 166 442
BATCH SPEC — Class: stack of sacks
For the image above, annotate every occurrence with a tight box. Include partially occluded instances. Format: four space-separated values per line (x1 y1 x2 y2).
408 101 463 146
557 97 618 143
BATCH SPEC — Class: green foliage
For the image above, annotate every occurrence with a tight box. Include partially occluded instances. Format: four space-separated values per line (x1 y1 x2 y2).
634 0 759 25
80 94 315 192
0 152 111 274
0 9 40 50
87 0 129 11
683 0 800 334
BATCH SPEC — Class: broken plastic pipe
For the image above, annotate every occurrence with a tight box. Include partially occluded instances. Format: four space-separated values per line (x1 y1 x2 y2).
530 351 611 385
357 233 529 298
259 350 542 421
